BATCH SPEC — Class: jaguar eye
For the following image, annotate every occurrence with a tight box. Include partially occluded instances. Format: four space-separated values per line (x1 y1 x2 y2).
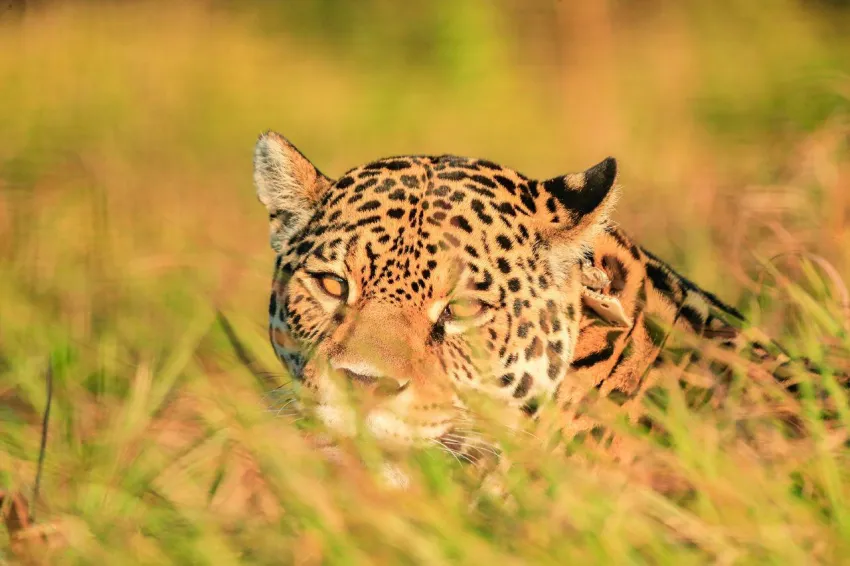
313 273 349 301
443 298 488 322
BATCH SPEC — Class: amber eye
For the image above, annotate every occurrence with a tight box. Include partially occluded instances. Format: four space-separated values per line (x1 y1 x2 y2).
313 273 349 300
443 298 488 322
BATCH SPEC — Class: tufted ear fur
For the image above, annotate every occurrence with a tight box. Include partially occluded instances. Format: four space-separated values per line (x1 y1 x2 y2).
536 157 619 266
253 131 334 251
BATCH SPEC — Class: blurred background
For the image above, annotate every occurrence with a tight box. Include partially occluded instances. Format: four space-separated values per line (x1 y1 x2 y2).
1 0 849 346
1 1 849 561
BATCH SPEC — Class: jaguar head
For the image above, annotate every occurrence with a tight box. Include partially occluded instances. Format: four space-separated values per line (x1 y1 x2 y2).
254 131 618 450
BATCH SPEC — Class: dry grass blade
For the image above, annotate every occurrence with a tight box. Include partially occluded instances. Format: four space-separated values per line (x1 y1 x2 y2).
0 490 31 536
29 362 51 524
756 250 850 334
216 309 288 389
0 362 64 560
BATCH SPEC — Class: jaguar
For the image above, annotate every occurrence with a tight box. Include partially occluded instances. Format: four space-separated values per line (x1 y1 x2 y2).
253 130 846 459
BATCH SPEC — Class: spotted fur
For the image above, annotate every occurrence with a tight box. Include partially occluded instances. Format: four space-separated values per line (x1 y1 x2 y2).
252 131 847 456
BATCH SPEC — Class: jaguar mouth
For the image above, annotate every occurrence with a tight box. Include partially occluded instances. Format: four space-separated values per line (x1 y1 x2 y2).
435 427 464 453
265 388 493 466
263 373 477 457
433 427 497 465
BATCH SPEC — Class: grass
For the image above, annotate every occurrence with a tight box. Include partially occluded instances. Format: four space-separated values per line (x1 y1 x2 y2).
1 1 850 564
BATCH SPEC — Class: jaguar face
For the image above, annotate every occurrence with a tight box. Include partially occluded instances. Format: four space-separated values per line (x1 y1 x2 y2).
254 132 618 449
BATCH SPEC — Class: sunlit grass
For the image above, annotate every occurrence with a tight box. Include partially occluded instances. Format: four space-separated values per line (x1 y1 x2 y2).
1 1 849 563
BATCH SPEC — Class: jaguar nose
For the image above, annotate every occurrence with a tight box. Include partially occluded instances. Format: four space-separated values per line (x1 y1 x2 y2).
334 364 410 397
339 368 378 386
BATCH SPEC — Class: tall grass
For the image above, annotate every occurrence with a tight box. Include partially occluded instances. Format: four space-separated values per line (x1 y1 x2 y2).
1 1 849 563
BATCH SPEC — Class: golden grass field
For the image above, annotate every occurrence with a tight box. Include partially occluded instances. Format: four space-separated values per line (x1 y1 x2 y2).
2 1 850 563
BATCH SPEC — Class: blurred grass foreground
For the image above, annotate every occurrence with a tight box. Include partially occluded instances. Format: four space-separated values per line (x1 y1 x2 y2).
2 0 850 563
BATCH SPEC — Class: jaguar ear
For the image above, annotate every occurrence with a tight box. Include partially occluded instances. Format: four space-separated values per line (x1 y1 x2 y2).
253 131 333 251
537 156 618 247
